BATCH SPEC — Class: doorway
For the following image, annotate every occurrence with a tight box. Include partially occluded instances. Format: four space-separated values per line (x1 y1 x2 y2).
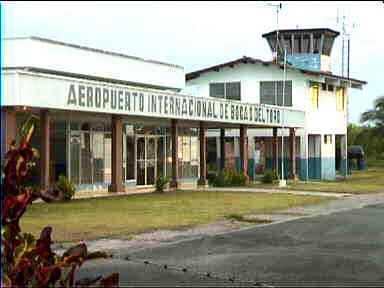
136 136 166 186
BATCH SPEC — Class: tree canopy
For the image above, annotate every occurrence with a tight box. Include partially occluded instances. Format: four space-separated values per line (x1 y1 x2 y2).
360 95 384 133
349 95 384 160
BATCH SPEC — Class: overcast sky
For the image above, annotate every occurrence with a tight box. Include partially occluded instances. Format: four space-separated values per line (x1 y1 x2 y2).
2 1 383 124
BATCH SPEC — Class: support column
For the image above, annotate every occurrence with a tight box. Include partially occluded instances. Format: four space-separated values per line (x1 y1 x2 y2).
170 119 179 188
198 122 207 186
40 110 50 190
220 128 225 170
239 125 249 180
272 127 278 174
2 108 17 155
340 134 348 176
109 116 124 193
289 128 297 180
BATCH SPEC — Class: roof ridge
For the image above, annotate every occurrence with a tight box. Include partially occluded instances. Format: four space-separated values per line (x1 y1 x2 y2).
3 36 184 69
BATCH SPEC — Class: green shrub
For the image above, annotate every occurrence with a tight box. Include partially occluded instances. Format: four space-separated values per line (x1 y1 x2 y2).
56 174 76 201
155 175 169 193
210 169 247 187
261 170 279 184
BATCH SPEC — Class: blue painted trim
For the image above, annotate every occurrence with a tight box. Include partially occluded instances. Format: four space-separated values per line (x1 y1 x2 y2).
298 158 308 181
308 157 321 180
321 157 336 180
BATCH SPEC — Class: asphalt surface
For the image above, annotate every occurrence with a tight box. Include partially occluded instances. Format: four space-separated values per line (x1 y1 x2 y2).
77 203 384 287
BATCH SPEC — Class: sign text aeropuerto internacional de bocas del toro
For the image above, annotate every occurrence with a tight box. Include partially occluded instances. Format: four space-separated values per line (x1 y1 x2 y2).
67 83 283 125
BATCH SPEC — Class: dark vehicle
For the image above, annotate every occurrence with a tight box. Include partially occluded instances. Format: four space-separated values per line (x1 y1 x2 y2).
348 145 365 170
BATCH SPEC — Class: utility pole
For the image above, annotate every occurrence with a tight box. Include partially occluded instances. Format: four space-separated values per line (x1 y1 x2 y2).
336 9 356 179
265 2 283 178
279 47 287 187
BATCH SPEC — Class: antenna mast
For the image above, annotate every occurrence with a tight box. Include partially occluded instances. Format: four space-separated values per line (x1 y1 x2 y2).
265 2 282 61
337 9 356 78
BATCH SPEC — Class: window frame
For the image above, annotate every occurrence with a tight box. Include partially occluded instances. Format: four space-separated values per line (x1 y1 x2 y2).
336 87 345 111
310 84 319 110
259 80 293 107
324 134 332 144
209 82 225 99
209 81 241 101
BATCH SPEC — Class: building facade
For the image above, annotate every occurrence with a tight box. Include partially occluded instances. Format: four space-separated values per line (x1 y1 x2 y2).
1 30 365 195
185 28 366 181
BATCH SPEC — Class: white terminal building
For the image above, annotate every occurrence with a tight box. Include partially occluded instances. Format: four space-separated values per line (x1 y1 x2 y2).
1 28 366 195
185 28 366 181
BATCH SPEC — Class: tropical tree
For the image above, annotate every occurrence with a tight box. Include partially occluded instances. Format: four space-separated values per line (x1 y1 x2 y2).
360 95 384 133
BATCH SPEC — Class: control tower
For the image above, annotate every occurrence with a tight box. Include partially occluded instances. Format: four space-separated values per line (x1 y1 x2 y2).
262 28 339 73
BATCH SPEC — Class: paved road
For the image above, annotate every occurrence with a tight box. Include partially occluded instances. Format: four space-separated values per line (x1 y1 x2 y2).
77 201 384 287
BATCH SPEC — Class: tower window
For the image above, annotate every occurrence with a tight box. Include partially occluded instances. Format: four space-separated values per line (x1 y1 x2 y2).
322 83 327 91
310 84 319 110
336 87 345 111
324 134 332 144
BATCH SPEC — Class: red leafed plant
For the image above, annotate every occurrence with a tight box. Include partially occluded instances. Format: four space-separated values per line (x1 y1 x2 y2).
1 115 119 287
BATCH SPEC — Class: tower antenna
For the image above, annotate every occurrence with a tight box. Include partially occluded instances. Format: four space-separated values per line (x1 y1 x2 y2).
336 8 356 78
265 2 283 62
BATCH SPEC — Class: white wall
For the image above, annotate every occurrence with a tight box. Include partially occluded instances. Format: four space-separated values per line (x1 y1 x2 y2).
305 86 348 135
187 62 348 137
4 37 185 91
185 63 309 111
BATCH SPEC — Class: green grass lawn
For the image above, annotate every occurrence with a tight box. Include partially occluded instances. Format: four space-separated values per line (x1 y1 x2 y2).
250 160 384 194
21 191 332 243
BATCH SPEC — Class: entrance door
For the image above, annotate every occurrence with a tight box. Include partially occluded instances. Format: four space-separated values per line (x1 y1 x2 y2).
146 137 156 185
136 136 164 186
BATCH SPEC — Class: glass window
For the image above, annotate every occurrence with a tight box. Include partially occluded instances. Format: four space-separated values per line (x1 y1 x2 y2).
324 134 332 144
70 131 81 185
207 137 218 171
336 87 345 111
313 34 321 53
177 135 199 178
125 135 135 180
322 83 327 91
166 135 172 178
210 82 241 101
226 82 241 101
68 120 112 185
50 120 67 183
157 137 165 180
104 133 112 184
80 132 92 184
92 132 105 183
70 121 80 131
310 84 319 110
209 83 225 98
260 81 292 107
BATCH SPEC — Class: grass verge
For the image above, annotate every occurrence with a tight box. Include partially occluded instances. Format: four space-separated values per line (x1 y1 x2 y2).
250 161 384 194
21 190 332 242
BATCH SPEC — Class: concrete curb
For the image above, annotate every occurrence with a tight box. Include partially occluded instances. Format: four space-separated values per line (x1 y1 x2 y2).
191 187 352 198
